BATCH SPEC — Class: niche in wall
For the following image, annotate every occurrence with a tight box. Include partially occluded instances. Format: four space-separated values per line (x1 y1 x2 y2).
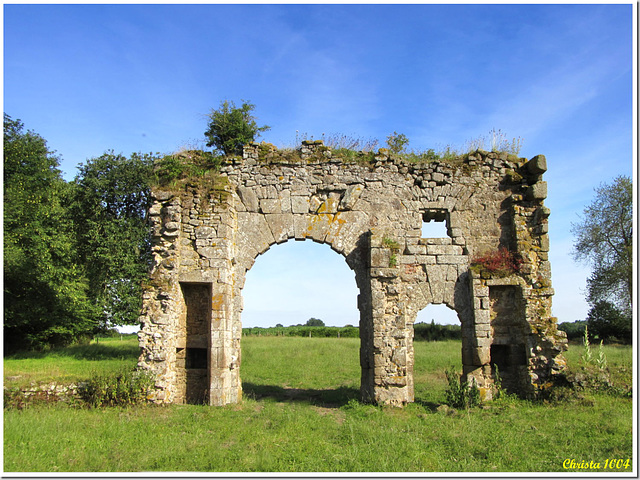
175 283 211 404
489 285 529 392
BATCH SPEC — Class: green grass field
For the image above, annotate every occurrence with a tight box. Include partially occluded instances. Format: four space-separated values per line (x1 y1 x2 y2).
3 336 634 473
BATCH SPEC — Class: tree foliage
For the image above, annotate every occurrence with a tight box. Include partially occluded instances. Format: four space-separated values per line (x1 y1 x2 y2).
4 115 97 352
204 100 270 156
572 176 632 315
586 301 632 344
70 152 156 330
557 320 587 342
386 131 409 154
305 318 325 327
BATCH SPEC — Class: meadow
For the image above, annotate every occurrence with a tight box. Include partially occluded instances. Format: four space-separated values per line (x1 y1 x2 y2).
3 335 634 473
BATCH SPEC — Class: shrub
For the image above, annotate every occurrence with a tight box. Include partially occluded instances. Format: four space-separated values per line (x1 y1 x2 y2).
78 369 154 407
204 100 270 156
242 325 360 338
386 132 409 154
154 150 222 186
444 369 480 409
470 247 522 278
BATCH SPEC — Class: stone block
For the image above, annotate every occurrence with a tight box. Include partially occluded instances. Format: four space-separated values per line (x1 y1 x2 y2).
317 193 341 214
237 212 275 254
291 196 310 214
278 190 292 213
404 243 426 255
436 255 467 265
265 213 295 244
339 184 364 210
371 268 398 279
526 181 547 200
526 154 547 175
237 185 260 212
427 244 460 255
539 235 550 252
260 198 281 214
416 255 436 264
149 203 162 216
195 226 216 239
304 214 334 243
324 210 367 255
474 309 490 324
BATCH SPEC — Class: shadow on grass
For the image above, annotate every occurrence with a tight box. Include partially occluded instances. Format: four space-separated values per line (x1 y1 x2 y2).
5 343 140 362
242 382 359 408
413 398 443 412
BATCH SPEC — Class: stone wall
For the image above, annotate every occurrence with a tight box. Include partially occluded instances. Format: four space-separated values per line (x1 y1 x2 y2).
137 141 568 406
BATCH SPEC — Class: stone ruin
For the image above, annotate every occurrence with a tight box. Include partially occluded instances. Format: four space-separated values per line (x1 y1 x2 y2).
137 141 568 406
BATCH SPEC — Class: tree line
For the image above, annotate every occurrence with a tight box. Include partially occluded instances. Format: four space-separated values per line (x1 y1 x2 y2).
4 115 156 352
242 322 461 341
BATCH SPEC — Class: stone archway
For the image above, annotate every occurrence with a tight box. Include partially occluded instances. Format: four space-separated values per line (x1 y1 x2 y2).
137 141 568 406
238 238 361 400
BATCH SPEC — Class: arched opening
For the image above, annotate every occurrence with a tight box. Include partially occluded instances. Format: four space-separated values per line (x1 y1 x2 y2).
412 303 462 406
239 240 361 405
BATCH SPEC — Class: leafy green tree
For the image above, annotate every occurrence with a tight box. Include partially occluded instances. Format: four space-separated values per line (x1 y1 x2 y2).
586 301 631 344
70 151 156 330
4 114 96 352
305 318 325 327
557 320 587 342
572 176 632 315
386 131 409 154
204 100 270 156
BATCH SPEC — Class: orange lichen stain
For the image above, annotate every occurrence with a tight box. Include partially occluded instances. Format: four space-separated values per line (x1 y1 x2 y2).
211 294 225 311
316 197 339 214
332 213 347 225
305 214 334 233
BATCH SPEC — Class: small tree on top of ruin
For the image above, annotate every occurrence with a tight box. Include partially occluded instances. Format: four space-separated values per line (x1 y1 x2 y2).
204 100 270 156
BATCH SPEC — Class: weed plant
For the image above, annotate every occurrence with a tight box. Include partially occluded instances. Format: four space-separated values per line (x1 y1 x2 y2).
77 368 154 407
470 247 522 278
444 369 480 409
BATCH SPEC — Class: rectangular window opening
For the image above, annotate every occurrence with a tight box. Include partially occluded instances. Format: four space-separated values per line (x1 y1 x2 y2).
421 209 450 238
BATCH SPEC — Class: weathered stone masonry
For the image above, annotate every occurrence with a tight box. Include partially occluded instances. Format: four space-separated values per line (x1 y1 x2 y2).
137 141 568 406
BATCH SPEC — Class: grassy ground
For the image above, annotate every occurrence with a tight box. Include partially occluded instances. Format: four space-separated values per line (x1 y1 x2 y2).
4 336 139 389
3 336 634 473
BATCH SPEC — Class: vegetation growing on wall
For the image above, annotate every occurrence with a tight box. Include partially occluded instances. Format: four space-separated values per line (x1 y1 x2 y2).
204 100 270 156
470 247 523 278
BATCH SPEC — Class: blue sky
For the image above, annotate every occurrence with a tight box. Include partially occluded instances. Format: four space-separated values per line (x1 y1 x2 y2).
4 3 635 328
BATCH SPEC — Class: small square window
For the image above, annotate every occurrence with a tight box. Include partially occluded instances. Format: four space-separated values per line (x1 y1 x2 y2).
421 210 450 238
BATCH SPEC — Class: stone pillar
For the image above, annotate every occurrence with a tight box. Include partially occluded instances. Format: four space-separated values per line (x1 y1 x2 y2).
366 234 414 406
